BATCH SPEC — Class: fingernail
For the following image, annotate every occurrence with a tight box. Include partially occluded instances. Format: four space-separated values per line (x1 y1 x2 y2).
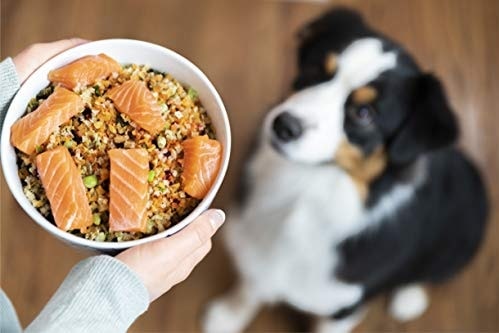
208 209 225 229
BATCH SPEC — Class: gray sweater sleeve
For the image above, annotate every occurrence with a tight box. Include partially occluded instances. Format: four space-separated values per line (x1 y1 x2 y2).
26 255 149 333
0 290 23 333
0 57 21 131
0 59 149 332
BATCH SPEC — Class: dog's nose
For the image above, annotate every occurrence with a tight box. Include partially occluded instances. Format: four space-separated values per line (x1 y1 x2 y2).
272 112 303 142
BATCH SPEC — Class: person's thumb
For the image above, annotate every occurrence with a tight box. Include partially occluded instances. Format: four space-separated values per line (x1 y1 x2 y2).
13 38 90 83
38 38 89 54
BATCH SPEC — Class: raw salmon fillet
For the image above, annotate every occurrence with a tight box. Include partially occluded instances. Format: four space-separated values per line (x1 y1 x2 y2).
107 80 166 135
108 148 150 233
36 146 93 231
48 53 121 89
181 136 222 199
11 87 85 155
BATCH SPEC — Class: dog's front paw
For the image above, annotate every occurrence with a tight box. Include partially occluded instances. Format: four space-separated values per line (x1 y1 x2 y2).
203 298 247 333
203 284 262 333
389 284 428 322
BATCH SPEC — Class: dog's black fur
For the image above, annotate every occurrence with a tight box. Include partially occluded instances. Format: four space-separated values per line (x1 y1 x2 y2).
293 9 488 319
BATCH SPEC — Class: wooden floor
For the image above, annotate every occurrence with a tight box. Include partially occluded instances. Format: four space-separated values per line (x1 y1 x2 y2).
2 0 499 331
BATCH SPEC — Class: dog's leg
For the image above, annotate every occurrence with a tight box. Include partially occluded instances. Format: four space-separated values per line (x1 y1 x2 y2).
388 284 428 322
203 282 262 333
314 309 366 333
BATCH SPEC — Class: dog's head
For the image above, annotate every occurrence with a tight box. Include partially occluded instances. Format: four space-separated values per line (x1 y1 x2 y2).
267 9 458 184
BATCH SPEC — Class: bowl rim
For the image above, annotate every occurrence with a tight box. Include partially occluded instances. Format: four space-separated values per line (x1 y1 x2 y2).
0 38 231 250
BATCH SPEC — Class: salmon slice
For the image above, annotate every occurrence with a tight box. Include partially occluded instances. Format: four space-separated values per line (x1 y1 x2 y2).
107 80 166 135
181 136 222 199
108 148 149 233
48 53 121 89
11 87 85 155
36 146 93 232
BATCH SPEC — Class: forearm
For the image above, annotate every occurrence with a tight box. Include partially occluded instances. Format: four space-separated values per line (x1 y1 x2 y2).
0 57 21 131
26 255 149 333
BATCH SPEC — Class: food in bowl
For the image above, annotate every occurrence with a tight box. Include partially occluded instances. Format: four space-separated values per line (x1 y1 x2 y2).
11 53 222 242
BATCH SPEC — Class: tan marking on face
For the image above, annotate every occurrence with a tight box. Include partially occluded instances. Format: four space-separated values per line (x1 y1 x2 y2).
334 140 387 201
352 86 378 105
324 53 338 75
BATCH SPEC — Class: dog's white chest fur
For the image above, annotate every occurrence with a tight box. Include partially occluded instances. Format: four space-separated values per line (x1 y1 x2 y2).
224 144 366 315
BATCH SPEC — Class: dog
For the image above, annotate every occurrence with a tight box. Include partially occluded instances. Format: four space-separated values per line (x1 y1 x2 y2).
203 8 488 333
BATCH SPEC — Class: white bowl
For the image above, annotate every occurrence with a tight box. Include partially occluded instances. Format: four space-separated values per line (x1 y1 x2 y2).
1 39 231 252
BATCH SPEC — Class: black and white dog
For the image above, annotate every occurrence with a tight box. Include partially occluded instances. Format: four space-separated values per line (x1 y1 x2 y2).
204 9 488 333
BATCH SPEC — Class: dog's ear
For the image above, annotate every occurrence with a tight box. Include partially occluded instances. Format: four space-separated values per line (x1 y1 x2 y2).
297 8 366 47
294 8 369 90
388 73 459 165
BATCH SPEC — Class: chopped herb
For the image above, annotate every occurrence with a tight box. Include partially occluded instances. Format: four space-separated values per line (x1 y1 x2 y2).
36 85 54 99
27 98 39 112
93 85 101 96
187 87 198 100
148 170 156 182
83 175 98 188
147 68 164 75
35 145 43 153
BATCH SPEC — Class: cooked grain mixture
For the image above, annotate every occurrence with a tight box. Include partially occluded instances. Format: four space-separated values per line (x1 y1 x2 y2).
16 64 215 242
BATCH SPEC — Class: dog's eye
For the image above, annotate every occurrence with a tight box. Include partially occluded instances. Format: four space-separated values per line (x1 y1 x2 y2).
349 105 375 126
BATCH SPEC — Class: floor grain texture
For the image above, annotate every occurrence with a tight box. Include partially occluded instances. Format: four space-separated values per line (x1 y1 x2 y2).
1 0 498 331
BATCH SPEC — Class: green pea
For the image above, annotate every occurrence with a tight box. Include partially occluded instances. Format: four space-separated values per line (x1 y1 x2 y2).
187 87 198 100
146 219 155 233
83 175 98 188
64 140 75 149
148 170 156 182
92 213 101 225
96 232 106 242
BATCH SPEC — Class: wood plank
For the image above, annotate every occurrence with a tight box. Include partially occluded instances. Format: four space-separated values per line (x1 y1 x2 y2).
1 0 498 331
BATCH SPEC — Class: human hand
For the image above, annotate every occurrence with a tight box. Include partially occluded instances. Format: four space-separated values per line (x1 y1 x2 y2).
116 209 225 302
12 38 88 84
